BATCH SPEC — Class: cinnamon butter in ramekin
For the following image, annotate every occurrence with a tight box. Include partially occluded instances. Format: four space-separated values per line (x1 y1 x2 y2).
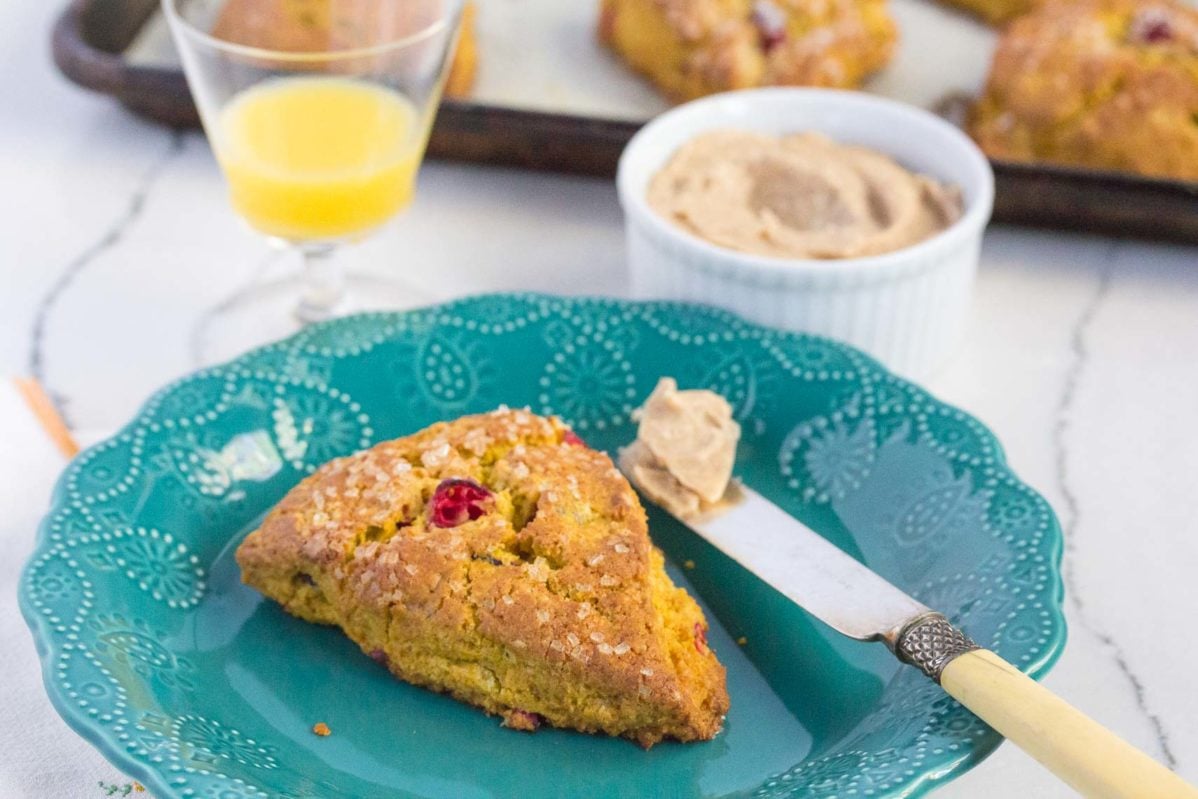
617 89 994 378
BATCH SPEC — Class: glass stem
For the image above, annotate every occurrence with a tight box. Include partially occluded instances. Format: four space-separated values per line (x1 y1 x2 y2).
295 243 345 324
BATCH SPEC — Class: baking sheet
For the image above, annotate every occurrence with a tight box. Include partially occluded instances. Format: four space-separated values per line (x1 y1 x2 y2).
66 0 1193 242
127 0 998 123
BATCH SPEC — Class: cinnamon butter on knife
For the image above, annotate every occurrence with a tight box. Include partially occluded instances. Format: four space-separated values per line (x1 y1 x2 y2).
619 377 741 520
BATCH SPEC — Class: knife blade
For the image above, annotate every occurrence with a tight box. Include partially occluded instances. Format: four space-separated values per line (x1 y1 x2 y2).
638 478 1198 799
682 482 929 650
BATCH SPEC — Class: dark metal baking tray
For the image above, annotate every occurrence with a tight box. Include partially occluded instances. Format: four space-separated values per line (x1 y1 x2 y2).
53 0 1198 243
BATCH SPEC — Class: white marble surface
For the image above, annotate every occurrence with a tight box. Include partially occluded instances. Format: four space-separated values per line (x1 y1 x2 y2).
3 0 1197 796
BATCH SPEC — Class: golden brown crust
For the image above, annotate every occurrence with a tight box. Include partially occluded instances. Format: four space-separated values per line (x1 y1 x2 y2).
236 409 728 746
444 2 478 99
936 0 1044 26
970 0 1198 180
598 0 897 101
212 0 478 98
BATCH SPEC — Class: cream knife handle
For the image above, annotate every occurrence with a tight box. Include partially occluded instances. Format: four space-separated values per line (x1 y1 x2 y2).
942 650 1197 799
895 615 1198 799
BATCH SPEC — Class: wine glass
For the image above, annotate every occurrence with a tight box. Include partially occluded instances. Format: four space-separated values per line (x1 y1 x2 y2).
163 0 463 360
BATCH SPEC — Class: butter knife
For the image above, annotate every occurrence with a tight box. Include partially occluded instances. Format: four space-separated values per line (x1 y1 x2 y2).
652 482 1197 799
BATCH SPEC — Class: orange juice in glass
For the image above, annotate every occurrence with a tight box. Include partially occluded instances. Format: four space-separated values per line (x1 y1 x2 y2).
163 0 462 356
218 77 428 241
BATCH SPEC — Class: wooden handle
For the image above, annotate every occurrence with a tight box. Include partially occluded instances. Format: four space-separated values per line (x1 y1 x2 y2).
941 649 1198 799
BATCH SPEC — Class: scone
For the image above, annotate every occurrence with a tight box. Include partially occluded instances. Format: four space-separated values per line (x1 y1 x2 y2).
212 0 479 99
598 0 897 101
937 0 1043 25
970 0 1198 180
236 409 729 747
445 2 478 99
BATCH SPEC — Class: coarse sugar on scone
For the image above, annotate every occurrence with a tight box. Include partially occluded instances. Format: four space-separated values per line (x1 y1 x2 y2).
236 408 729 747
970 0 1198 180
598 0 897 101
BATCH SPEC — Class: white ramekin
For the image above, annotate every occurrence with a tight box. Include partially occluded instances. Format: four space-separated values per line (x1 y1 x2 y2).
617 88 994 378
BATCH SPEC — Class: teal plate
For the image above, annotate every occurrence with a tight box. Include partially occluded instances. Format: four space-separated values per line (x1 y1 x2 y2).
20 295 1065 799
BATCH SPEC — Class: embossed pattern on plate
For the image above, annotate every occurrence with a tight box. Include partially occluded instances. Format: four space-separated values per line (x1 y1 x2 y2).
20 294 1066 799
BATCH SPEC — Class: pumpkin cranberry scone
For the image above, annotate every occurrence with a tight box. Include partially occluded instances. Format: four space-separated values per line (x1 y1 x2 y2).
970 0 1198 180
936 0 1044 26
236 409 728 747
598 0 897 101
211 0 479 99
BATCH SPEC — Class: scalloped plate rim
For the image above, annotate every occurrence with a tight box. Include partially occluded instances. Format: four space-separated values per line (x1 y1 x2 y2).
19 292 1068 799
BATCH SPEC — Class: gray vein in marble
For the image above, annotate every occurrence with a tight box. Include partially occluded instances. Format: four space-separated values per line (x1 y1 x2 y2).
27 130 186 428
1053 243 1178 769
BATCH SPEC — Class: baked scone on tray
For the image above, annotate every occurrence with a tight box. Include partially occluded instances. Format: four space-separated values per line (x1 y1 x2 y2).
236 408 729 747
598 0 897 101
970 0 1198 181
935 0 1043 25
211 0 479 98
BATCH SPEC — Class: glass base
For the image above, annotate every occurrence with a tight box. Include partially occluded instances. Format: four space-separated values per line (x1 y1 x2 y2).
192 270 431 366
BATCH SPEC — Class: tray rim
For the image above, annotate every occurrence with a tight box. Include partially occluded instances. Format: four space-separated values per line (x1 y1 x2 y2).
50 0 1198 243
